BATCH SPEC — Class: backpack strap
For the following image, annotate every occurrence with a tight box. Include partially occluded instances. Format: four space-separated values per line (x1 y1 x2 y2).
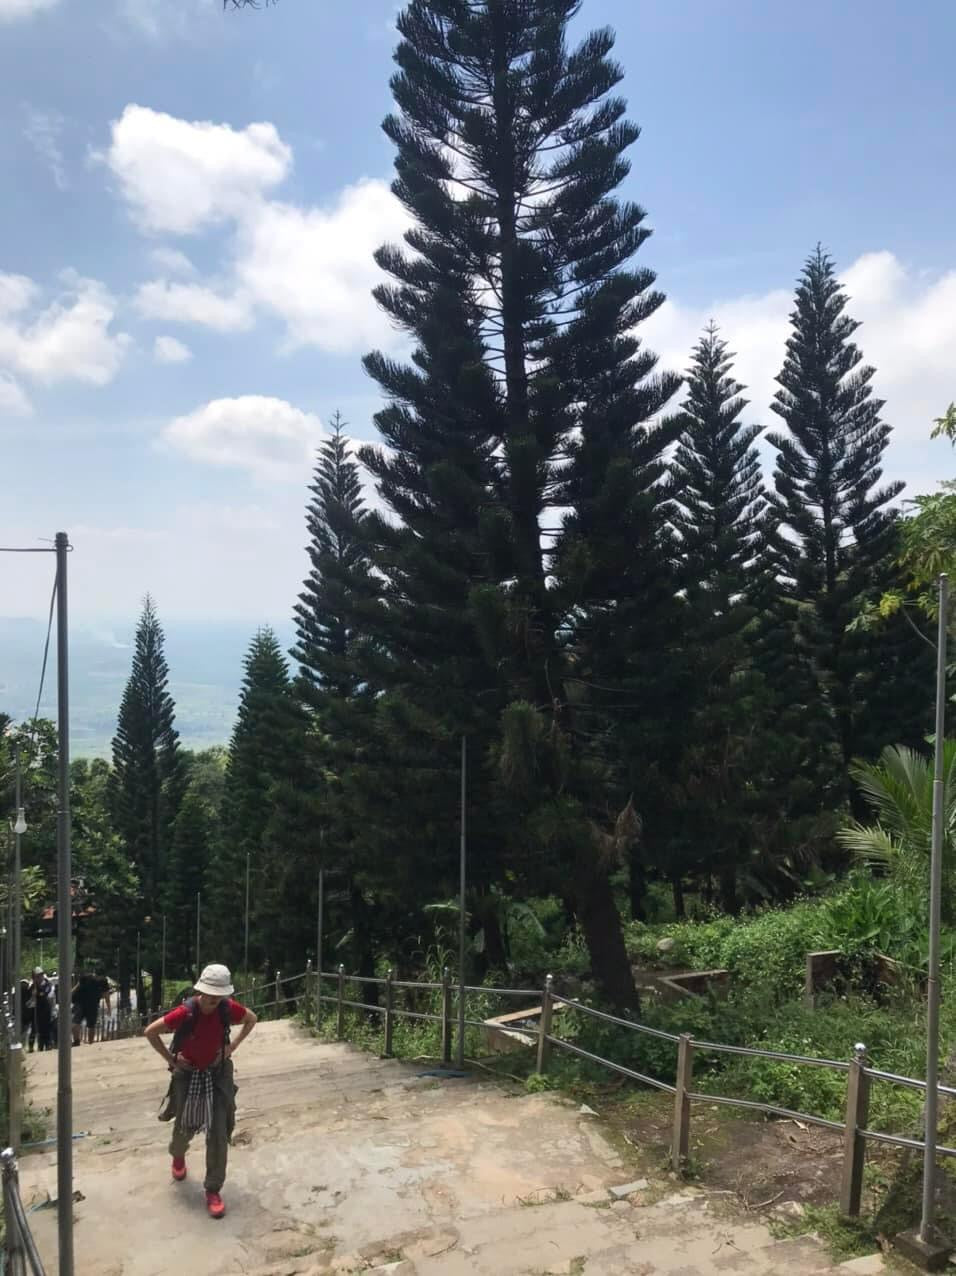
219 1000 233 1054
170 996 199 1058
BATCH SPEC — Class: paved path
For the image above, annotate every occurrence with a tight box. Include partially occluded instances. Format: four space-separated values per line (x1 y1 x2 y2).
19 1022 886 1275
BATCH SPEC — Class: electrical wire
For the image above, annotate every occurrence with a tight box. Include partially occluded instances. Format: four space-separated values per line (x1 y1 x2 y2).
27 570 58 751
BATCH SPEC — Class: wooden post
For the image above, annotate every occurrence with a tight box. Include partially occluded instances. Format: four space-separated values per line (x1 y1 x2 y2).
441 967 452 1065
535 974 554 1075
383 968 394 1058
804 952 816 1009
672 1033 694 1173
840 1044 870 1218
336 964 345 1039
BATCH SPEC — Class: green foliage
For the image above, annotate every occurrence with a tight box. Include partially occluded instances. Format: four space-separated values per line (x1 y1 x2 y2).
838 742 956 921
765 246 924 783
109 595 183 1001
211 627 292 972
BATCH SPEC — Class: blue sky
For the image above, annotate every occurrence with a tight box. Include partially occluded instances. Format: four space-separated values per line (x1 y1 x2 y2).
2 0 955 629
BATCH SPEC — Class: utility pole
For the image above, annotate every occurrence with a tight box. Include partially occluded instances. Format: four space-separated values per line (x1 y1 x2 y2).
316 864 324 1023
244 850 250 978
195 892 201 978
161 914 167 1005
920 574 950 1248
55 530 74 1276
13 743 25 1039
457 736 467 1069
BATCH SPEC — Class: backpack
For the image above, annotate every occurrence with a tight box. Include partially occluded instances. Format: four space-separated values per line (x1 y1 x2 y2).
170 996 232 1059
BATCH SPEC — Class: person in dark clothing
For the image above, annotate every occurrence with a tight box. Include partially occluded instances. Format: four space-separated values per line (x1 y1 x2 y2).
27 968 54 1052
71 969 111 1045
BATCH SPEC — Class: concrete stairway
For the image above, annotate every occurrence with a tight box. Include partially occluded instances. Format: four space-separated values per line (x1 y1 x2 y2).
17 1022 888 1275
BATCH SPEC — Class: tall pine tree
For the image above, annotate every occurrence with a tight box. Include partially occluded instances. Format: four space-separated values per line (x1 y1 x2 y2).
669 324 765 911
767 247 906 782
355 0 681 1004
110 596 182 1007
210 628 291 973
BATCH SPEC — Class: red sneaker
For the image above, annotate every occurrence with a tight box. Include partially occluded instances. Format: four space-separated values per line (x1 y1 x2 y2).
171 1157 187 1182
205 1191 226 1219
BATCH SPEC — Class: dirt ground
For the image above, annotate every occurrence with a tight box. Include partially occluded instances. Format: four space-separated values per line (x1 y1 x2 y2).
18 1023 886 1275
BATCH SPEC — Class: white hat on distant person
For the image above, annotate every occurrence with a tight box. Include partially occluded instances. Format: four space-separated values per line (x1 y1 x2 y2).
33 966 43 975
194 964 234 997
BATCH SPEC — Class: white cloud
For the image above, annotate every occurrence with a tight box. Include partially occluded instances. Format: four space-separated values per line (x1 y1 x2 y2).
161 395 322 482
235 179 410 353
0 270 130 386
0 372 32 416
115 0 217 42
153 335 192 364
100 104 292 234
105 106 408 354
0 0 59 22
0 274 38 316
643 250 956 496
23 106 68 189
149 246 196 277
135 279 253 332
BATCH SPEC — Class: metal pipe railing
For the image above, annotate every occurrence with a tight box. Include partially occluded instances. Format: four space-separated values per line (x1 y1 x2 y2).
55 956 956 1226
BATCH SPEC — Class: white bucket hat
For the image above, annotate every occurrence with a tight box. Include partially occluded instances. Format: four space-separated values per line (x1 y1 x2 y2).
194 963 234 998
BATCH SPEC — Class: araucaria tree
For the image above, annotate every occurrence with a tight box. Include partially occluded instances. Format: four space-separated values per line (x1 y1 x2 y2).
292 412 382 982
358 0 681 1005
110 596 182 1007
211 628 292 974
670 323 765 911
767 248 909 780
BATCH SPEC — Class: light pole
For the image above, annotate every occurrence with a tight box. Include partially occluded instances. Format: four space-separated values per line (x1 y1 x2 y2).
13 744 26 1040
55 529 74 1276
195 892 201 978
920 574 950 1248
244 850 250 979
457 736 467 1069
161 914 167 1005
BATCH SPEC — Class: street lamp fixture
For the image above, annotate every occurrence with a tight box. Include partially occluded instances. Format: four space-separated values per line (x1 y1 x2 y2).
13 809 26 836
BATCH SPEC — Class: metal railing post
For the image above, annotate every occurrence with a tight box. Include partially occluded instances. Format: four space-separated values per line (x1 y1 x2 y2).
275 970 281 1018
2 1148 25 1270
383 968 394 1058
535 974 554 1075
9 1040 23 1155
840 1043 870 1218
336 965 345 1039
440 967 452 1066
671 1033 694 1173
304 961 313 1028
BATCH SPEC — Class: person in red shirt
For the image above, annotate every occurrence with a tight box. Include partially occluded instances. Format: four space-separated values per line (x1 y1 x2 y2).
145 963 257 1218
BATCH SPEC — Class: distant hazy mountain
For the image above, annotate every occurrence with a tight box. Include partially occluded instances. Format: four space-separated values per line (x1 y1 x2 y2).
0 617 295 757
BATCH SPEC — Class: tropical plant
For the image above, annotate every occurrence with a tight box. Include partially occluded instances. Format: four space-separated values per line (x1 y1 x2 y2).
837 742 956 921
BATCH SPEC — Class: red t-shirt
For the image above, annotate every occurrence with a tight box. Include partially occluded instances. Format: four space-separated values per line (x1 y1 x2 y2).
163 999 248 1070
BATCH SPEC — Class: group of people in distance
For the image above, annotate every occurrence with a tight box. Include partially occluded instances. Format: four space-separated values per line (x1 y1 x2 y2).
20 965 112 1051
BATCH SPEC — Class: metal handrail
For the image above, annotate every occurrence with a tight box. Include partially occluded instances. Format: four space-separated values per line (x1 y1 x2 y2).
551 993 681 1042
0 997 46 1274
2 1149 47 1275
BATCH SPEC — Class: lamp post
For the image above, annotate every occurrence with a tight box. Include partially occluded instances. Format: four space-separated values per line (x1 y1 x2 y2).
899 574 953 1270
13 745 26 1040
457 736 467 1070
244 850 250 980
920 575 950 1247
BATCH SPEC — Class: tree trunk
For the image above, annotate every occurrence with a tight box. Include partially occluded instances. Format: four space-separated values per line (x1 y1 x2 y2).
118 944 131 1012
672 875 685 921
350 882 378 1008
719 859 739 916
574 850 639 1011
629 851 648 922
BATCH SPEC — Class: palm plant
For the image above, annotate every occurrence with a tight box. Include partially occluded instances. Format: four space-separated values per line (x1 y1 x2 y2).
837 742 956 922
